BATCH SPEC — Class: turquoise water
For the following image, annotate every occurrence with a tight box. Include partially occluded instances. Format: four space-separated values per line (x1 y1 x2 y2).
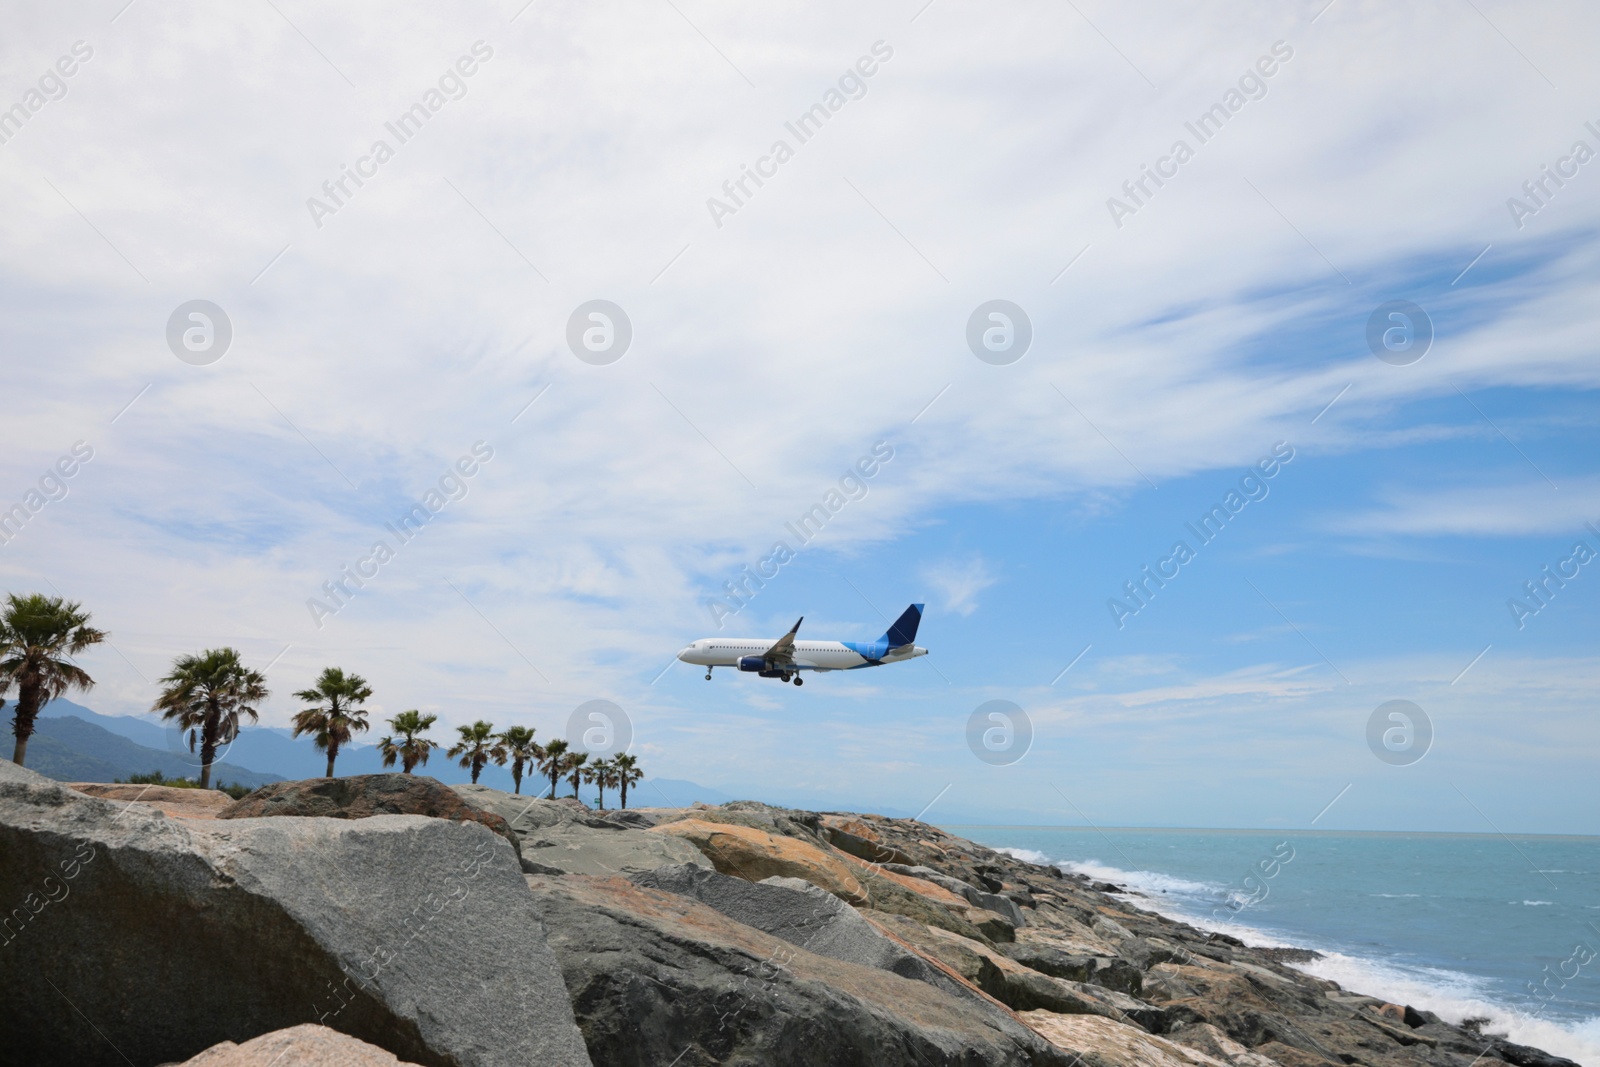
948 826 1600 1066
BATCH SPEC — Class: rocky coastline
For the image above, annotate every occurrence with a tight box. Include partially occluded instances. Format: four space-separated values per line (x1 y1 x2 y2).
0 761 1579 1067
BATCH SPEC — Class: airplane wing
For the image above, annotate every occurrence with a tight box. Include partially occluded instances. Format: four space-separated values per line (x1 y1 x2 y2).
762 617 803 665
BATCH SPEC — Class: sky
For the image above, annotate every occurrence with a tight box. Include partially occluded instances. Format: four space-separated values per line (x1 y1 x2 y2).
1 0 1596 833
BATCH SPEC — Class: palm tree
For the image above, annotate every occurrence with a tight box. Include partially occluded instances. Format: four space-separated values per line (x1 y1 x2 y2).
291 667 373 778
537 738 569 799
612 753 644 809
0 594 106 767
448 720 503 785
497 725 539 794
378 710 439 774
588 757 624 810
584 757 607 809
151 648 268 789
565 750 589 801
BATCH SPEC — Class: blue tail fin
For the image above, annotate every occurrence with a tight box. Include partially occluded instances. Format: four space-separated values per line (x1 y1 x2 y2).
883 604 924 648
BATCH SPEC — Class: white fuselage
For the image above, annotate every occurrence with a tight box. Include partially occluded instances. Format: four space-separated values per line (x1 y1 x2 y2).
677 638 927 672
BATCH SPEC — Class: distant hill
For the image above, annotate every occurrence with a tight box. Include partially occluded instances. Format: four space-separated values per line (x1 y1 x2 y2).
636 777 739 807
39 699 392 782
27 700 748 808
5 715 283 788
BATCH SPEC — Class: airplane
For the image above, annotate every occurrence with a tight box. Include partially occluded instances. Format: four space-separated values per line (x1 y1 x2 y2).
677 603 927 685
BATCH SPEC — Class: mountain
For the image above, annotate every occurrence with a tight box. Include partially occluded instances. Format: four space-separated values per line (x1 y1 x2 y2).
39 699 388 781
5 715 283 788
31 701 742 806
633 777 739 808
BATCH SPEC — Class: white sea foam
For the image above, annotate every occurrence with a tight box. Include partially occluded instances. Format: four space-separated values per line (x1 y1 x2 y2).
1296 952 1600 1067
1037 856 1305 948
984 841 1600 1065
994 847 1050 865
1051 856 1224 898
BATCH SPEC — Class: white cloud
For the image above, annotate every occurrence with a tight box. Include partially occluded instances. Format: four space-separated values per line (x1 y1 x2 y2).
0 1 1596 828
918 555 996 617
1334 478 1600 538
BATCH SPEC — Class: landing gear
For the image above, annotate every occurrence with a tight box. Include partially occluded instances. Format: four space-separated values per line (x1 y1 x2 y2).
705 667 713 681
793 676 803 686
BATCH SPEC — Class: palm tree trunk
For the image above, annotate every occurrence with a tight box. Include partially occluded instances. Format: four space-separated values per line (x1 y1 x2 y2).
10 686 41 767
199 711 218 789
325 740 338 779
512 766 522 794
620 782 628 809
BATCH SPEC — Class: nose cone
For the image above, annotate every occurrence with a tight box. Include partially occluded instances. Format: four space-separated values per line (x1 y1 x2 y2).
677 645 695 662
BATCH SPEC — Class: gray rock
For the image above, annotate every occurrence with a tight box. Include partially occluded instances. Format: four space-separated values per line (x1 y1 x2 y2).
1000 944 1142 995
221 774 521 852
453 783 711 877
972 890 1026 929
973 910 1018 943
821 824 914 867
0 776 592 1067
1091 914 1133 940
529 870 1077 1066
452 782 611 831
1116 935 1190 970
0 758 56 786
876 862 1027 928
1048 979 1169 1033
1001 942 1094 981
591 808 660 829
631 864 952 990
519 821 713 877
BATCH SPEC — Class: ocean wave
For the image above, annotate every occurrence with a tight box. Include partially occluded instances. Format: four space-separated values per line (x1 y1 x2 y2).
980 836 1600 1066
1516 901 1555 906
993 847 1051 865
1045 859 1309 949
1296 952 1600 1067
1051 856 1225 899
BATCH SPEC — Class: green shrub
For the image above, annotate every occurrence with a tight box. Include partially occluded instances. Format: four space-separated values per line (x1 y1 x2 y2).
115 771 253 798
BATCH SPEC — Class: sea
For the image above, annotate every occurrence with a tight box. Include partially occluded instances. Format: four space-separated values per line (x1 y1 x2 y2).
947 826 1600 1067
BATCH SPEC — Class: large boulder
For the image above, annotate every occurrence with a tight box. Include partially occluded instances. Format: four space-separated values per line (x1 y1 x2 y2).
820 815 916 867
863 913 1165 1031
1000 943 1144 995
651 818 868 903
453 784 711 877
0 775 592 1067
176 1024 425 1065
0 758 54 785
219 773 519 851
630 864 956 992
831 853 994 943
451 783 611 833
527 871 1075 1066
881 863 1027 928
1020 1012 1228 1067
